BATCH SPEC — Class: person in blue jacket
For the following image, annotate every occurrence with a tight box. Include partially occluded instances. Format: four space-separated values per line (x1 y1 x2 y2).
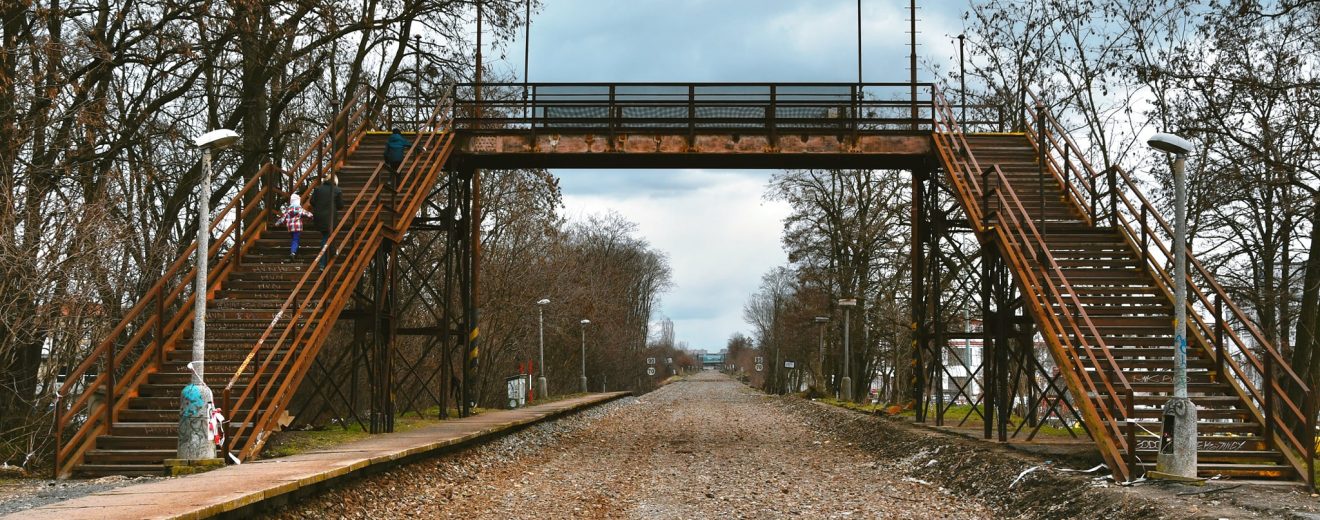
383 128 411 187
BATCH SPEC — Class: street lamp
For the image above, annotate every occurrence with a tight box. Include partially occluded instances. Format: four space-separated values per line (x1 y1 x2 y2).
838 298 858 402
814 316 830 391
536 298 549 399
579 319 590 393
180 128 238 462
1147 132 1198 479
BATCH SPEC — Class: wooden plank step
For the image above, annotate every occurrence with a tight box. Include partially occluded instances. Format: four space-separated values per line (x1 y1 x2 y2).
1055 285 1159 294
72 464 166 477
83 449 177 464
1115 419 1262 434
226 271 317 282
1070 316 1170 328
1057 306 1170 316
138 383 249 397
1128 408 1253 420
119 408 253 422
96 435 178 450
1132 435 1270 451
1133 462 1294 479
1134 450 1285 464
1096 394 1245 407
1125 382 1235 394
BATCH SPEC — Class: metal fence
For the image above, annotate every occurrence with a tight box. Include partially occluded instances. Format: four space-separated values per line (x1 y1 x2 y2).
451 82 961 134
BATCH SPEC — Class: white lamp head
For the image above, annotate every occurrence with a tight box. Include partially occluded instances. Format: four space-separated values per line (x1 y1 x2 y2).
1146 133 1194 156
537 298 550 305
580 319 590 325
194 129 240 150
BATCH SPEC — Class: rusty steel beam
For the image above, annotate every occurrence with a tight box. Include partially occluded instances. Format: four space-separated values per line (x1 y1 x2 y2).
451 133 932 170
458 132 930 155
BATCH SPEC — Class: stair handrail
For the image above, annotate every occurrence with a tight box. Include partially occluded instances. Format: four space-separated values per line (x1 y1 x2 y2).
220 91 456 461
1022 92 1313 482
930 89 987 228
52 89 376 478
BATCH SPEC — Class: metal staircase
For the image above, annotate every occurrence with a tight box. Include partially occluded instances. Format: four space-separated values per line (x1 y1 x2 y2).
932 92 1314 483
53 92 457 478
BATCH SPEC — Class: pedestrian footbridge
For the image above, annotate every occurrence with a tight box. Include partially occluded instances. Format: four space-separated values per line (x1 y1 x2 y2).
54 81 1312 486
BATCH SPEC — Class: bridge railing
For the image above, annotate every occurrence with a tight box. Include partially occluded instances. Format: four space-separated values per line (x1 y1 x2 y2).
451 82 955 135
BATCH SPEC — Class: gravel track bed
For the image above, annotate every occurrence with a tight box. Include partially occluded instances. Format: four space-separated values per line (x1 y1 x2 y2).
782 393 1320 519
264 371 993 519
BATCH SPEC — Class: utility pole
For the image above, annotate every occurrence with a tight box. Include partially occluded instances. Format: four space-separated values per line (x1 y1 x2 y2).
464 0 484 418
857 0 863 85
523 0 531 119
909 0 918 130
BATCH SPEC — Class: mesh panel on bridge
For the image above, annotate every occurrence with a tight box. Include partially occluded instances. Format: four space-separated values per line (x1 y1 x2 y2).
540 105 851 129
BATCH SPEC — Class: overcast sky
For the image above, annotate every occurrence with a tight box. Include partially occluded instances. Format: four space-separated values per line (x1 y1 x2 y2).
489 0 966 350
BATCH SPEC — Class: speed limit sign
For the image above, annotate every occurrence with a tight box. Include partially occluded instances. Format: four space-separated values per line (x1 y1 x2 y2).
755 363 764 372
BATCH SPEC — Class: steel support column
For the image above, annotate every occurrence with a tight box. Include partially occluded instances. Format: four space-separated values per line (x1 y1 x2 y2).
910 168 928 411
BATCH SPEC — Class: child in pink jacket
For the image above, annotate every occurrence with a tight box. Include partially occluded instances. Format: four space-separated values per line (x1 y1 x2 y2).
274 193 313 259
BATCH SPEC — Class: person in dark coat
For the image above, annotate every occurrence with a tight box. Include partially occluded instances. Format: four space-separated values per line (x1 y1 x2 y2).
383 128 411 187
311 174 344 269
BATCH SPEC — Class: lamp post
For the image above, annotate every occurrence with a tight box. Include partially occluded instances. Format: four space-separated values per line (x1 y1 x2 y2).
579 319 590 393
536 299 549 399
839 298 858 401
180 128 238 462
814 316 830 391
1148 132 1198 479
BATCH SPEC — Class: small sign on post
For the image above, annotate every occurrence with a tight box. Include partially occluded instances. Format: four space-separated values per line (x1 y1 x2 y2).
784 361 795 369
755 363 764 372
647 367 656 376
647 357 656 365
